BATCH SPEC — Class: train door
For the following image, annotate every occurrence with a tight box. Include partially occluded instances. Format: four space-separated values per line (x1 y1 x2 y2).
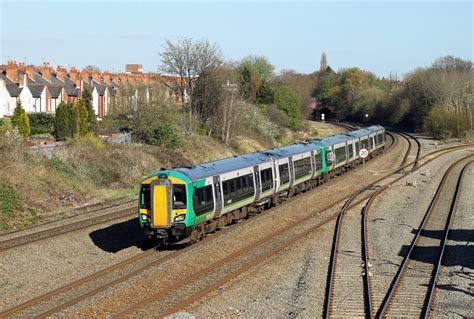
212 176 222 218
310 150 316 178
288 156 294 187
150 179 172 227
253 165 261 200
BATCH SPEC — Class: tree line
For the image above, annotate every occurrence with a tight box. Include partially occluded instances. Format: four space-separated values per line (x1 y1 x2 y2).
312 55 473 139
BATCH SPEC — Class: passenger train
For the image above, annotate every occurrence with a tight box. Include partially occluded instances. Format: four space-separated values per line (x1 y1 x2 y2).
138 125 386 244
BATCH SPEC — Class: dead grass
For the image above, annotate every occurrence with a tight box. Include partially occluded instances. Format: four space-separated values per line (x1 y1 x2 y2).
0 121 341 229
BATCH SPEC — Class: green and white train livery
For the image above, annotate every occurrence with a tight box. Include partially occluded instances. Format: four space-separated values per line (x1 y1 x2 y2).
138 125 385 244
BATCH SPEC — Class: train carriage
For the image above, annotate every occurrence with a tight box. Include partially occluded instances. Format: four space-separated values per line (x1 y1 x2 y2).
138 125 386 244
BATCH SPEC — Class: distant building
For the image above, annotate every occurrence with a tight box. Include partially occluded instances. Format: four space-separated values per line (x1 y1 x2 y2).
125 64 143 74
0 60 184 118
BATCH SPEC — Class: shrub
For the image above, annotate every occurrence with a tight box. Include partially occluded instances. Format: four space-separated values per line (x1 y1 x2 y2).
11 101 30 137
54 102 78 141
151 123 180 148
273 86 301 129
29 113 55 135
266 104 290 128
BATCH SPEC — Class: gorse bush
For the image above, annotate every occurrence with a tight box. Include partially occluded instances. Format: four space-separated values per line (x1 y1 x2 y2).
151 123 180 148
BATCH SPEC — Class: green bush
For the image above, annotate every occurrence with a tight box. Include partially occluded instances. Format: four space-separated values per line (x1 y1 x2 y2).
151 123 180 148
29 113 55 135
11 101 30 137
273 86 301 129
54 102 78 141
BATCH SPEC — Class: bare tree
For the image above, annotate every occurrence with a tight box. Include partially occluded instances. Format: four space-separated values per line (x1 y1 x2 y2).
159 37 223 105
213 82 243 145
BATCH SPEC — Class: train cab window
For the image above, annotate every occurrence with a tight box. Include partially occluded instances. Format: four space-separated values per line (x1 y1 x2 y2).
314 154 322 171
355 141 360 154
194 185 213 215
172 184 187 209
140 184 151 209
279 163 290 185
377 133 383 144
369 137 373 149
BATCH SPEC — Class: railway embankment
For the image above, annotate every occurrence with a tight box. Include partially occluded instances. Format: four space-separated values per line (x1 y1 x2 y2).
0 121 342 231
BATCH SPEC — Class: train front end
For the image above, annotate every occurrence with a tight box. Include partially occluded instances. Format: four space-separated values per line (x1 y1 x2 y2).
138 171 194 244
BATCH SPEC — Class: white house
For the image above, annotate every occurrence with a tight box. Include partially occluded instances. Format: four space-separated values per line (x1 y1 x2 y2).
0 75 22 118
20 85 46 113
92 83 109 117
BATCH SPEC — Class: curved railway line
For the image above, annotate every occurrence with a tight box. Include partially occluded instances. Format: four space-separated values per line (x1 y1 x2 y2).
377 156 472 318
322 126 422 319
1 124 471 318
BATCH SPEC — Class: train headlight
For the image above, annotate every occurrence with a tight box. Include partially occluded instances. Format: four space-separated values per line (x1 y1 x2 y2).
141 214 148 221
174 214 186 222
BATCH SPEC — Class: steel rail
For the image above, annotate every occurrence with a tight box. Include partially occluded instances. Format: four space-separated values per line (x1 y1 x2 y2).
323 184 373 319
0 198 136 238
377 155 473 318
0 207 136 253
3 140 471 317
424 161 472 318
110 146 473 318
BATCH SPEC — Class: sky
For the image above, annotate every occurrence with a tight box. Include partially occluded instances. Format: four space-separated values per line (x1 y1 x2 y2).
0 0 472 78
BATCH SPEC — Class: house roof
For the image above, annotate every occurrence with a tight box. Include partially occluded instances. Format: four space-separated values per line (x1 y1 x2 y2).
63 76 79 96
28 85 45 98
93 81 107 95
1 74 22 97
48 86 62 98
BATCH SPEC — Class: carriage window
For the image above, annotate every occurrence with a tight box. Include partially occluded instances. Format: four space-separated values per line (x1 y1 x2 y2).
172 184 187 209
194 185 213 215
279 163 290 185
335 146 346 164
294 157 312 179
314 154 322 171
348 144 354 158
223 174 255 205
260 168 273 192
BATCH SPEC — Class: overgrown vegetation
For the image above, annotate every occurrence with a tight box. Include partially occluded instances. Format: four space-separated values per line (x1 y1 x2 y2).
312 54 473 139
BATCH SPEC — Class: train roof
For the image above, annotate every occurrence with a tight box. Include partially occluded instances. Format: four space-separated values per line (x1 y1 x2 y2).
366 125 385 132
319 133 353 146
261 142 320 158
174 152 270 181
346 128 372 138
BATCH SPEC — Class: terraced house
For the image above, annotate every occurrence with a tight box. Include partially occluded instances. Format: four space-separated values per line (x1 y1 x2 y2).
0 61 184 119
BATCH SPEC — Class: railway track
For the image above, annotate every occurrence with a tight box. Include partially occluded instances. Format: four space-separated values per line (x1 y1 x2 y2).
322 129 419 319
2 137 471 317
0 196 136 237
397 132 421 171
377 156 472 318
323 185 375 318
0 206 136 253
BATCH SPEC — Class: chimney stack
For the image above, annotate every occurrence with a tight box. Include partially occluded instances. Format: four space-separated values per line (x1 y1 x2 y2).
92 69 101 83
42 62 52 81
112 74 120 84
26 65 36 82
56 65 67 81
6 60 18 81
103 70 111 83
82 69 90 82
